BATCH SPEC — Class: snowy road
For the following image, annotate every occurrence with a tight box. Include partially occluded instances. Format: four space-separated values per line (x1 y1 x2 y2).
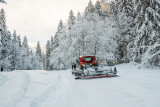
0 64 160 107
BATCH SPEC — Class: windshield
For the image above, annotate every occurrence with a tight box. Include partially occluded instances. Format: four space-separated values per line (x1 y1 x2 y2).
83 57 94 61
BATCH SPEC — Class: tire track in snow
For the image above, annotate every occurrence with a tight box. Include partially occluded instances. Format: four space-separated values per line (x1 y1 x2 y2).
30 76 62 107
6 71 30 107
0 74 8 86
46 72 73 107
30 72 72 107
0 74 9 107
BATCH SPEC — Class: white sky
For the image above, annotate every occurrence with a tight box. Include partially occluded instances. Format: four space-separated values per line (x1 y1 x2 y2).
1 0 97 46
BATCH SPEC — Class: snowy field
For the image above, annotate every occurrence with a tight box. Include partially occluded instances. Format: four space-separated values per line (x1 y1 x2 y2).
0 63 160 107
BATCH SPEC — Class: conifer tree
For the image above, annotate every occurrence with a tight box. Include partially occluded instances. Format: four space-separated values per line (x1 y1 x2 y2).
50 36 54 51
112 0 135 63
21 36 29 69
17 36 21 47
42 52 46 69
35 41 43 69
0 9 12 71
12 30 18 69
76 12 81 22
110 1 117 19
36 41 42 61
0 0 7 4
52 20 63 50
57 20 63 31
67 10 76 30
85 0 95 16
0 9 6 29
133 0 160 66
22 36 29 55
95 0 103 18
46 40 51 70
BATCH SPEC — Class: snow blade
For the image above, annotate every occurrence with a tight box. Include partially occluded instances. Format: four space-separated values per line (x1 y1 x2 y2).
84 74 118 79
75 74 118 80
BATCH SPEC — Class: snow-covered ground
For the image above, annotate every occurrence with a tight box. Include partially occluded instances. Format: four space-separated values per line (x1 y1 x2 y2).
0 63 160 107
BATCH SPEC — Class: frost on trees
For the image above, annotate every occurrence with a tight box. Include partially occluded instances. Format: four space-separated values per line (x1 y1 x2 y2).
67 10 76 30
111 0 135 63
84 0 95 17
0 6 44 71
0 8 12 71
46 40 51 70
133 0 160 67
36 41 43 69
47 0 160 70
47 0 118 70
0 0 7 4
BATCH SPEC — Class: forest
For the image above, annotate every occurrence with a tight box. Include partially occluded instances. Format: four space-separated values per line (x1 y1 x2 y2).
46 0 160 70
0 0 160 71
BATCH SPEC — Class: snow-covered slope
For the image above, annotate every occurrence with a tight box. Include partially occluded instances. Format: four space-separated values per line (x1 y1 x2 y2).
0 64 160 107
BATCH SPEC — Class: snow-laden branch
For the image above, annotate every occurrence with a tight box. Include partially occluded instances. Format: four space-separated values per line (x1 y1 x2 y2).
0 0 7 4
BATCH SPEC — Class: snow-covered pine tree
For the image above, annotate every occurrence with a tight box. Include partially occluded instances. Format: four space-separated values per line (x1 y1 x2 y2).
51 20 64 51
27 50 38 70
13 35 23 70
95 0 107 19
0 31 12 71
17 35 21 47
84 0 95 17
46 40 51 70
74 12 83 56
0 9 13 71
0 9 4 70
0 0 7 4
58 19 63 31
95 1 102 18
49 18 68 70
77 12 81 22
36 41 42 61
11 30 18 70
22 36 29 55
133 0 160 67
67 10 76 30
50 36 54 51
112 0 135 63
21 36 30 70
110 1 116 17
42 52 46 69
0 9 6 30
35 41 43 69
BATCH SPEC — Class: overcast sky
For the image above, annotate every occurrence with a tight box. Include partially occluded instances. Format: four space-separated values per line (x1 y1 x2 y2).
1 0 97 46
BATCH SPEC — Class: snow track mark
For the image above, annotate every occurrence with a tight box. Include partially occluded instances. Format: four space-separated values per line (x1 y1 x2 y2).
6 71 30 107
0 74 8 86
30 72 73 107
30 76 62 107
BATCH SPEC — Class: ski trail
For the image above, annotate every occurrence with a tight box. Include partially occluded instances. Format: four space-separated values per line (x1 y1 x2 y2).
0 74 9 106
6 71 30 107
0 74 8 86
46 72 74 107
30 71 73 107
30 76 61 107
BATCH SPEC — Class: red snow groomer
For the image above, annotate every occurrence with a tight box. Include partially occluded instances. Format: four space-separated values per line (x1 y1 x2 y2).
79 56 98 69
72 56 118 79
